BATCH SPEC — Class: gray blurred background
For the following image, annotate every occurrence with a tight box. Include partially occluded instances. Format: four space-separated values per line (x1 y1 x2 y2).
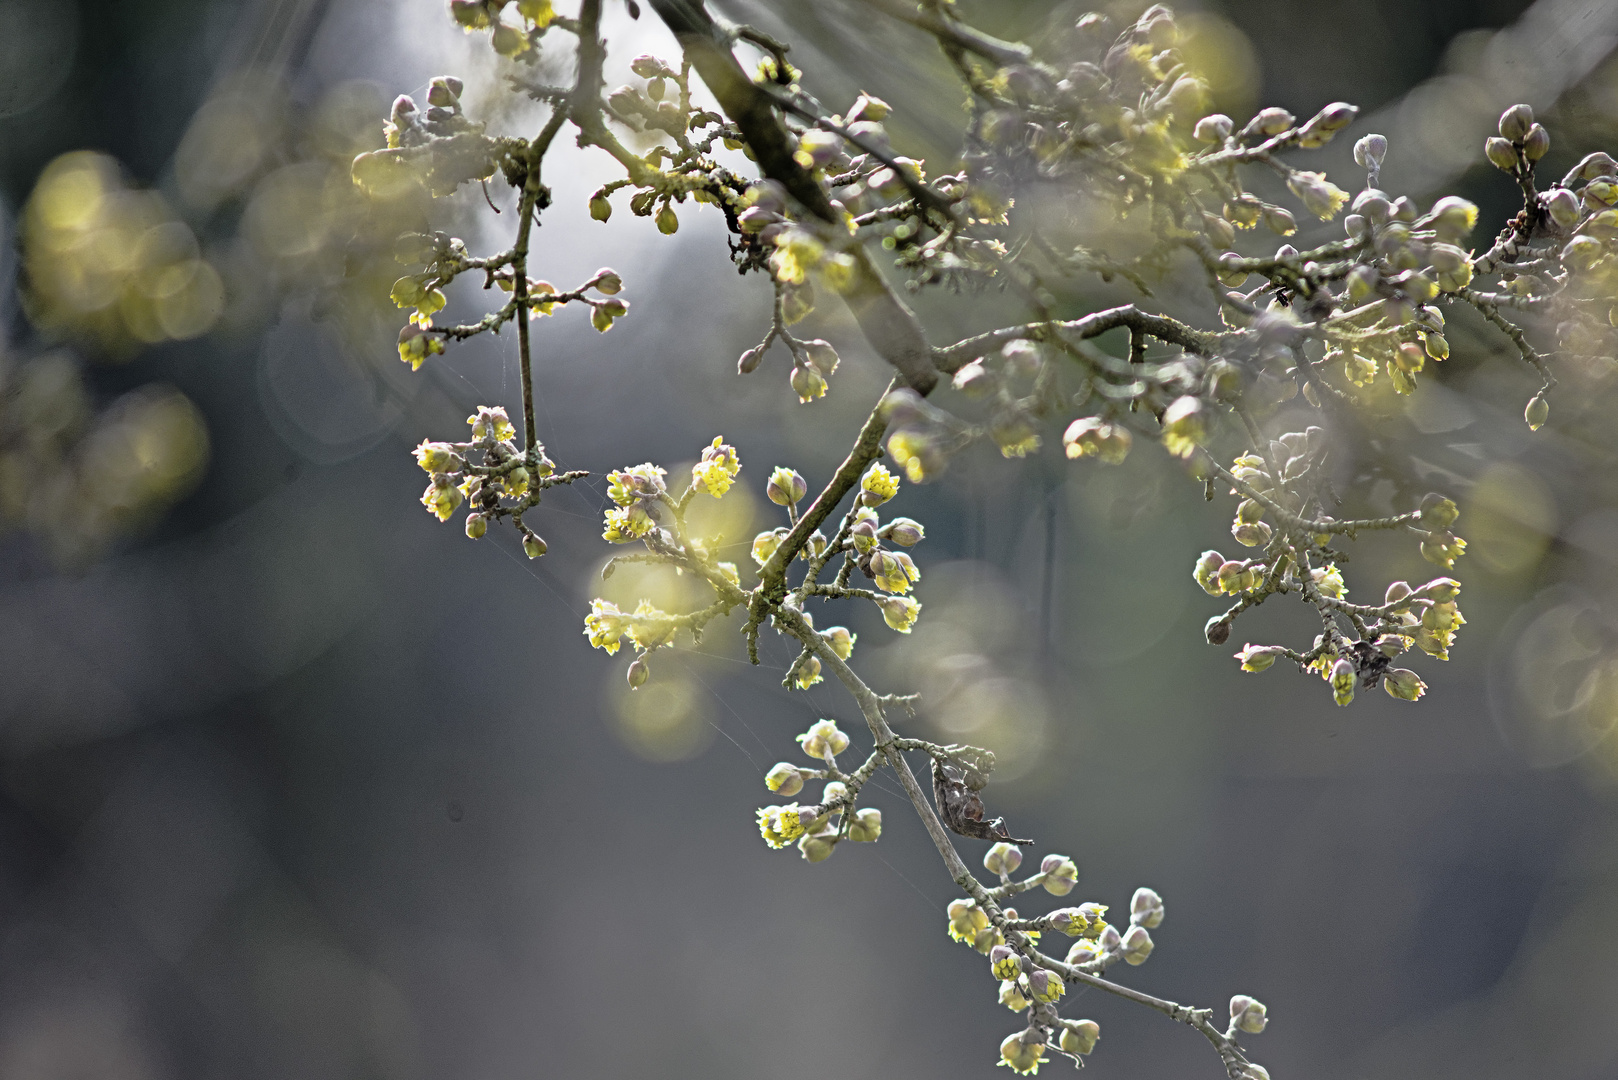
3 1 1618 1078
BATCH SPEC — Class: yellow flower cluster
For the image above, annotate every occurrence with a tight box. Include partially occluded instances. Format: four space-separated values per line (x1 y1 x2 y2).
690 436 741 497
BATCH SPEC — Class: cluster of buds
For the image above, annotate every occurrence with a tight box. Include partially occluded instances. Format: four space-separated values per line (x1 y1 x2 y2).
1191 428 1469 702
756 720 881 861
967 845 1164 1073
413 407 556 546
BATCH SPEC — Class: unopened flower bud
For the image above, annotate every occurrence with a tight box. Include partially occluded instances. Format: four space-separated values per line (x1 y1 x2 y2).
1412 576 1460 603
626 657 649 689
1235 644 1281 672
802 339 840 378
427 77 462 108
984 842 1023 876
1230 995 1268 1033
790 363 827 403
1525 393 1549 430
765 762 804 796
848 807 881 841
1383 668 1427 701
1429 196 1479 241
1206 616 1233 646
1194 113 1234 143
1544 187 1580 228
1060 1020 1101 1056
1330 657 1356 706
797 718 850 759
798 832 835 862
1041 854 1079 895
1499 103 1534 141
1130 887 1165 928
465 512 487 539
1523 123 1550 162
1262 205 1297 236
1354 133 1388 169
1485 136 1518 172
1232 520 1272 548
1418 493 1458 529
1120 925 1154 965
655 204 679 234
737 347 763 374
766 466 808 505
1194 549 1225 595
1253 107 1293 135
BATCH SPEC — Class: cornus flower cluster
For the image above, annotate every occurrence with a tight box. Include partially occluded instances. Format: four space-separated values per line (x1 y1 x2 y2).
351 1 1616 1075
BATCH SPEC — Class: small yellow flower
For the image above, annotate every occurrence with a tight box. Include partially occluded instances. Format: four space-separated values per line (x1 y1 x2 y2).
602 505 655 544
1028 969 1065 1003
583 598 629 654
999 1032 1048 1075
607 463 667 506
414 441 462 473
752 528 787 567
821 626 856 660
861 463 900 505
691 436 741 497
870 550 921 594
420 477 463 522
467 406 516 443
877 595 921 632
999 980 1030 1011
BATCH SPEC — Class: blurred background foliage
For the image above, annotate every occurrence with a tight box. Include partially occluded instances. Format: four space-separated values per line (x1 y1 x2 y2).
3 1 1618 1078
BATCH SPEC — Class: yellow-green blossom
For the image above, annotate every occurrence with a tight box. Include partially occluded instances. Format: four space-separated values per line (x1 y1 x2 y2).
420 476 463 522
1236 644 1282 672
584 598 630 654
870 550 920 594
861 462 899 505
602 504 656 544
607 463 667 506
764 762 803 796
792 654 824 689
848 807 881 841
822 626 856 660
1287 169 1349 220
797 718 849 759
752 527 788 567
467 406 515 443
990 945 1021 980
999 979 1031 1011
1059 1020 1100 1056
717 561 740 587
691 436 741 497
999 1032 1047 1075
1028 969 1065 1003
877 595 921 632
1311 564 1346 599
